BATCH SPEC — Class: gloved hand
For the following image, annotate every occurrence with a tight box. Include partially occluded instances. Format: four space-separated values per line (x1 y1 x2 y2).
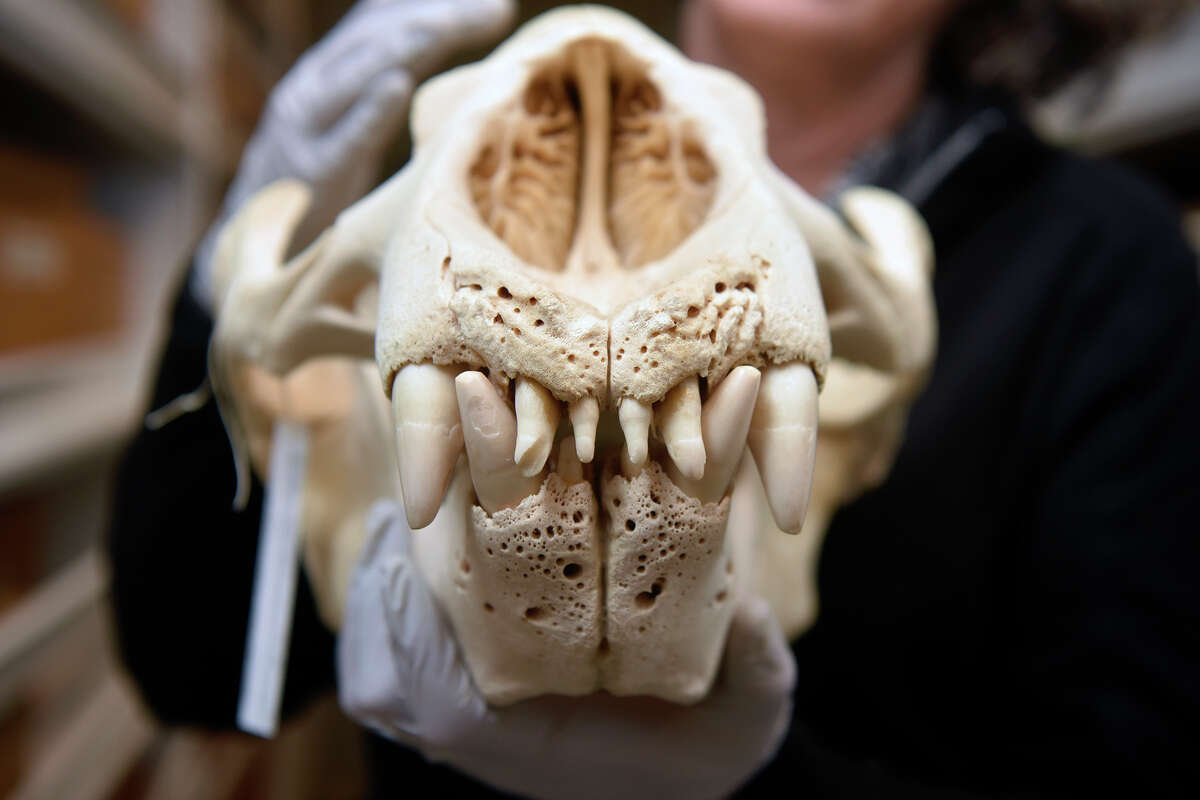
338 500 797 800
192 0 515 309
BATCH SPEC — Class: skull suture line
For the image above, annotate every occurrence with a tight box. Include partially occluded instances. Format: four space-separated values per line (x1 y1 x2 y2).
209 6 936 705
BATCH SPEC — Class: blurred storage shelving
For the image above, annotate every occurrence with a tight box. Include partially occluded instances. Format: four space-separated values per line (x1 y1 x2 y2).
0 0 367 791
0 1 275 796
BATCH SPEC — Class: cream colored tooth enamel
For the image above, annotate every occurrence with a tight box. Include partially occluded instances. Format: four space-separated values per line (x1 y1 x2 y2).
618 397 653 466
557 436 584 484
667 366 760 503
568 396 600 463
513 377 560 478
748 363 818 534
455 371 543 513
656 376 705 481
619 444 644 479
391 363 463 529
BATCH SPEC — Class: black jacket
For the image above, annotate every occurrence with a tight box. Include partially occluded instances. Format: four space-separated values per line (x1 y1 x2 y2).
108 96 1200 797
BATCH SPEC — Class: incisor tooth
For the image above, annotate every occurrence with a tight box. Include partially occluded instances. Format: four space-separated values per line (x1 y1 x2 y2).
667 366 760 503
513 377 560 477
618 397 653 466
557 436 584 484
568 397 599 463
656 376 705 480
391 363 462 529
748 363 818 534
456 371 543 513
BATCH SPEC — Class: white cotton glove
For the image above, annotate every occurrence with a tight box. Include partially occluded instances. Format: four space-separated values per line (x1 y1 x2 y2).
338 500 797 800
192 0 515 309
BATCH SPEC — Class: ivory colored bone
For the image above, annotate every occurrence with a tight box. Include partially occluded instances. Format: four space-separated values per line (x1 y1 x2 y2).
568 397 600 463
208 5 937 705
456 371 543 512
618 398 653 467
557 436 584 485
513 377 560 477
748 363 819 534
656 376 705 480
392 363 463 529
667 366 761 504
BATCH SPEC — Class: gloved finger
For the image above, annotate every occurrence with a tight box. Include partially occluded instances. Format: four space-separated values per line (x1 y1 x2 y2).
337 525 418 731
285 0 513 131
361 498 406 564
721 594 796 698
381 550 491 751
322 69 413 162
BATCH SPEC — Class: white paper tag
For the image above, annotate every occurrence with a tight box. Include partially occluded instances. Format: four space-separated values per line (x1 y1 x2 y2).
237 420 309 738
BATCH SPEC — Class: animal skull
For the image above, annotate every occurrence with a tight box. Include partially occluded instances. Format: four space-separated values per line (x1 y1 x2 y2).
208 6 935 706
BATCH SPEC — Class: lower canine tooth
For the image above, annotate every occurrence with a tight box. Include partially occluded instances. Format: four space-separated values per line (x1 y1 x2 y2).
568 397 599 463
391 363 463 529
618 397 653 466
456 371 542 513
557 436 584 484
748 362 818 534
656 376 705 480
513 378 560 478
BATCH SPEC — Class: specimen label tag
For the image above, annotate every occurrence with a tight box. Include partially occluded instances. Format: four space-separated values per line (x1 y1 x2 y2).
237 420 308 738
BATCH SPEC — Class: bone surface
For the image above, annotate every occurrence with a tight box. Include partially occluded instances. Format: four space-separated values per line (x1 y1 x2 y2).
667 366 761 504
656 376 705 480
392 363 463 529
513 377 561 477
456 371 543 512
748 362 819 534
208 5 937 705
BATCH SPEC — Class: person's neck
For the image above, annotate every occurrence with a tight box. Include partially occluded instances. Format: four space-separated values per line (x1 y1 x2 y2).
680 5 930 195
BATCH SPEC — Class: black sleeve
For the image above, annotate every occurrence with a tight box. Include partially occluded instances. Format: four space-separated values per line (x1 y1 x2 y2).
106 278 336 729
1011 193 1200 794
743 160 1200 798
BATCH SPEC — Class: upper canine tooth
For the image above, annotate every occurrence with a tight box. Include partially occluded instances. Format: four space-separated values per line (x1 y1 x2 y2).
391 363 463 529
557 436 584 484
656 376 705 481
456 371 543 513
667 366 760 503
513 378 560 478
748 363 818 534
568 396 600 463
618 397 653 466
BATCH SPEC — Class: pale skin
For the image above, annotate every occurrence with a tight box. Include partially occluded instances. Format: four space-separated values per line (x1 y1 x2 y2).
679 0 961 195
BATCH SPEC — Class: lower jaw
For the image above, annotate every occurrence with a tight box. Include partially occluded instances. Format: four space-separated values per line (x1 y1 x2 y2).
409 452 740 706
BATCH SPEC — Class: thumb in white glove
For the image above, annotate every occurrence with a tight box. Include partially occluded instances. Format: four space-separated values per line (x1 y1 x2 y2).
193 0 515 309
338 501 796 800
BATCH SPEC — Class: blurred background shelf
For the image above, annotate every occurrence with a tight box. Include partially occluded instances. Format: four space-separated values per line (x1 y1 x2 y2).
0 0 238 174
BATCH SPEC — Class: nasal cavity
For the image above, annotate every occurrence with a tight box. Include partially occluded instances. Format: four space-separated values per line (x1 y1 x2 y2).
468 40 716 273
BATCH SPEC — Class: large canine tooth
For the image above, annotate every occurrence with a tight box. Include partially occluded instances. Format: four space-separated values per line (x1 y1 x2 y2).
456 371 542 513
656 376 705 480
618 398 653 466
557 436 584 484
513 377 560 477
391 363 463 529
568 397 600 463
748 363 818 534
667 366 760 503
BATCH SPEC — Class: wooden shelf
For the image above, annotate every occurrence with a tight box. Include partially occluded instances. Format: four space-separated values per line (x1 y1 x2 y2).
0 0 237 172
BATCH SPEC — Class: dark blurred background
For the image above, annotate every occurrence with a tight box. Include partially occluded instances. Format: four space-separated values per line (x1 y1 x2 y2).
0 1 1196 797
